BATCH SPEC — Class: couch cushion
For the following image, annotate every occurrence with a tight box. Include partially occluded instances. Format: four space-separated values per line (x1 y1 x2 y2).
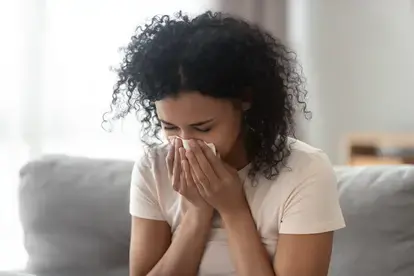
19 155 133 274
330 165 414 276
19 156 414 275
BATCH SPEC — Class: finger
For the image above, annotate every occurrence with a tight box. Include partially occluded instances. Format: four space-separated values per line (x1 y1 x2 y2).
197 140 229 179
172 138 182 190
185 159 202 191
179 170 187 195
188 140 218 183
185 147 212 190
175 137 183 148
179 147 186 162
182 158 195 187
179 147 191 189
189 164 207 198
166 143 175 178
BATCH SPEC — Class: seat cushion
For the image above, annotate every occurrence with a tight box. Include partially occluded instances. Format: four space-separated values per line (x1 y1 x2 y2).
19 155 134 274
330 165 414 276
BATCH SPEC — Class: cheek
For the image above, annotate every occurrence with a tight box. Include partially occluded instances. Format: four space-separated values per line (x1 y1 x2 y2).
162 128 178 138
210 121 242 156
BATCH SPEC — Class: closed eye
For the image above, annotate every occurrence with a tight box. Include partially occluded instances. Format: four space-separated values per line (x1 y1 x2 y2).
194 127 211 133
163 126 211 133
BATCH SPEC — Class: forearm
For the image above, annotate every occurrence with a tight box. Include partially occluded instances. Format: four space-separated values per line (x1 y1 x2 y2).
148 209 212 276
222 209 275 276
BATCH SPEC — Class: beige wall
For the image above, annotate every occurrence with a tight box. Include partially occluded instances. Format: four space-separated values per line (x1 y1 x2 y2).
216 1 414 164
302 0 414 164
217 0 287 41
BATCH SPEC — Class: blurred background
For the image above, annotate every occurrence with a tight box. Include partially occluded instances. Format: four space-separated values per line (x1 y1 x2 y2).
1 0 413 271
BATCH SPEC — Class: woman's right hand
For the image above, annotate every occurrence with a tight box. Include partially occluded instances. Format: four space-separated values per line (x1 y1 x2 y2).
167 138 213 218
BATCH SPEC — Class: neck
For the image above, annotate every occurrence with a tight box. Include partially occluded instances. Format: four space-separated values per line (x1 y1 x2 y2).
223 136 250 171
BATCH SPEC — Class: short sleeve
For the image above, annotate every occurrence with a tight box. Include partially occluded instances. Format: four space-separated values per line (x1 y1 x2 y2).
129 155 165 221
279 152 345 234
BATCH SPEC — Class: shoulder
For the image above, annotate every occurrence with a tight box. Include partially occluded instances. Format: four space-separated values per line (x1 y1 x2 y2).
131 143 170 190
284 137 334 183
275 138 345 234
130 143 171 220
260 137 338 199
134 143 170 173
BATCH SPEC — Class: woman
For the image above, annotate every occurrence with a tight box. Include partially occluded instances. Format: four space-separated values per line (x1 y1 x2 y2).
107 11 345 276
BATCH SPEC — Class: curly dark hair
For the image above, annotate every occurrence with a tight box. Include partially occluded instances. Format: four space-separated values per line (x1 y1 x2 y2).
104 11 310 180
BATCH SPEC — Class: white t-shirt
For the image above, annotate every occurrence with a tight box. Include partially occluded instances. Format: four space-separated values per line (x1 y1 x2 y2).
130 138 345 275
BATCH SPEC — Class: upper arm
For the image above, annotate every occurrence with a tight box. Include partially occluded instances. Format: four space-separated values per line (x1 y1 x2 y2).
279 152 345 235
273 232 333 276
130 217 171 276
273 152 345 275
129 154 172 275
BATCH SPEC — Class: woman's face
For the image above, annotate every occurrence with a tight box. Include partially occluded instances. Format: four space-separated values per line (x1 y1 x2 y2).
155 91 243 159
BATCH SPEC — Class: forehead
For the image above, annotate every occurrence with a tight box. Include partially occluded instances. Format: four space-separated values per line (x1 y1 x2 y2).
155 92 233 123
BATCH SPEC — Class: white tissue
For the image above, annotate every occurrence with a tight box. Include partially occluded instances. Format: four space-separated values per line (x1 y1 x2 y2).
168 136 217 156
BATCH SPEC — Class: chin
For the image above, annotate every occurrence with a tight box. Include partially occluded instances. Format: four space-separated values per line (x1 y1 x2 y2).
219 151 232 162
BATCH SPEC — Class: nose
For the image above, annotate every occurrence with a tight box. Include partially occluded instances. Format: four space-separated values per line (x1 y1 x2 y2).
178 130 197 141
179 132 192 141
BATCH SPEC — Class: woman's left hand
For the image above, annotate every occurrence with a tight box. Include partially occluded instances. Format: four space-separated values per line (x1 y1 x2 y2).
185 139 249 217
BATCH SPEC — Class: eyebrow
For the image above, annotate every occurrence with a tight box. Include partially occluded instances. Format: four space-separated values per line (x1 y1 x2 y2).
160 118 214 127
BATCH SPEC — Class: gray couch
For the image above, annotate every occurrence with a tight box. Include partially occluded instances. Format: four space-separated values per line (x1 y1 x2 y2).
16 155 414 276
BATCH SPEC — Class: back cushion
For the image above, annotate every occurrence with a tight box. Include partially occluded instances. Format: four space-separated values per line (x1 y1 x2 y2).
19 155 133 273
